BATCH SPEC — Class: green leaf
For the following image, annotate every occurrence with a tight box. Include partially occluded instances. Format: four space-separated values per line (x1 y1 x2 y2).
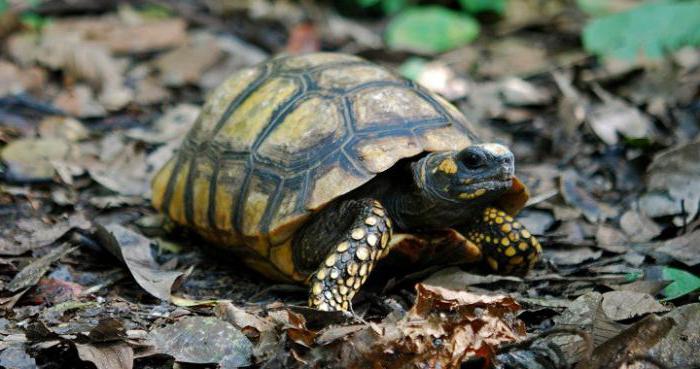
357 0 381 8
381 0 408 14
583 1 700 60
0 0 9 14
662 267 700 300
385 6 480 54
459 0 507 15
398 57 428 81
19 12 49 31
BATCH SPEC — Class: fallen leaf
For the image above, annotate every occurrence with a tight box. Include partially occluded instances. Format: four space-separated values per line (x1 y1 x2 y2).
587 86 655 145
335 284 525 368
52 85 106 119
126 104 199 144
559 170 615 223
423 267 522 290
0 344 36 369
0 60 46 96
651 230 700 267
639 266 700 300
38 116 89 142
575 314 674 369
87 139 151 197
285 22 320 54
154 32 223 87
76 342 134 369
639 138 700 225
478 38 549 78
400 58 470 101
94 224 184 302
24 278 83 305
0 213 90 256
546 247 603 266
499 77 552 106
47 16 187 54
6 243 75 293
149 316 253 367
601 291 669 321
1 138 71 183
647 303 700 367
594 224 628 253
385 6 479 54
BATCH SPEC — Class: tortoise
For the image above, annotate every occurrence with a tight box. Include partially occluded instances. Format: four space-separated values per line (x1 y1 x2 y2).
152 53 542 312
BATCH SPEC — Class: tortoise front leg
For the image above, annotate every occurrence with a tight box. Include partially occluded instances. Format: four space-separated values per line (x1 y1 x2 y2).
461 207 542 275
293 199 392 311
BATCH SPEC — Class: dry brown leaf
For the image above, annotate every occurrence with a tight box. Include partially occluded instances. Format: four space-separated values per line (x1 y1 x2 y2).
639 138 700 225
94 224 184 302
154 32 224 87
332 284 525 369
651 230 700 267
149 316 253 367
75 342 134 369
600 291 669 321
0 213 89 256
48 16 187 54
1 138 72 182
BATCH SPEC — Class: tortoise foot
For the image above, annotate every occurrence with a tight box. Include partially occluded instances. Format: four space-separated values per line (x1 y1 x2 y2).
464 206 542 275
308 199 392 311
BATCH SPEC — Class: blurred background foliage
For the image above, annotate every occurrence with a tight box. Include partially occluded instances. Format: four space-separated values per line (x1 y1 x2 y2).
2 0 700 60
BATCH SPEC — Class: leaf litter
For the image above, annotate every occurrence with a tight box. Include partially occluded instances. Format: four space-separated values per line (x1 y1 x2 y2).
1 1 699 368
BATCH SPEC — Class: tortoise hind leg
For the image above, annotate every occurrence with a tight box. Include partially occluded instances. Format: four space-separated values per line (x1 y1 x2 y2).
462 207 542 275
293 199 392 311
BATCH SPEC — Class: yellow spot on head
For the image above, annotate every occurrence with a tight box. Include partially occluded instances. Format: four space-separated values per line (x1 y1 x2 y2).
325 254 337 267
312 282 322 295
475 188 486 196
501 224 512 233
505 246 516 257
518 242 529 251
509 256 524 265
347 262 358 275
365 217 377 226
330 268 339 279
521 229 531 238
316 269 327 280
339 285 349 295
437 158 458 175
501 238 510 246
495 217 504 224
508 232 519 242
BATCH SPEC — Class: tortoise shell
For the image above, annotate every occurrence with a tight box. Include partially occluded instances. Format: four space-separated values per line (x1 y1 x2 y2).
151 53 527 281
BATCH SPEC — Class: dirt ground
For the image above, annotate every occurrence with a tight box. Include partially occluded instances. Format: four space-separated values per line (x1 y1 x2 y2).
0 1 699 369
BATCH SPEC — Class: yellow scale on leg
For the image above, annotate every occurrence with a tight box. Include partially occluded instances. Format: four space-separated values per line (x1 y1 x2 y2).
309 201 392 311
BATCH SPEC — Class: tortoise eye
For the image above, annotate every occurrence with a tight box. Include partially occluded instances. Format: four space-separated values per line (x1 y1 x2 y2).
459 150 487 169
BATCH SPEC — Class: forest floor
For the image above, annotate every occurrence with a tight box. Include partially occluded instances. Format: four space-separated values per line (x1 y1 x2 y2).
0 1 699 369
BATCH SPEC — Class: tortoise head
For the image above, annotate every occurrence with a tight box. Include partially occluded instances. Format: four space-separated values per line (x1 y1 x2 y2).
413 143 515 207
